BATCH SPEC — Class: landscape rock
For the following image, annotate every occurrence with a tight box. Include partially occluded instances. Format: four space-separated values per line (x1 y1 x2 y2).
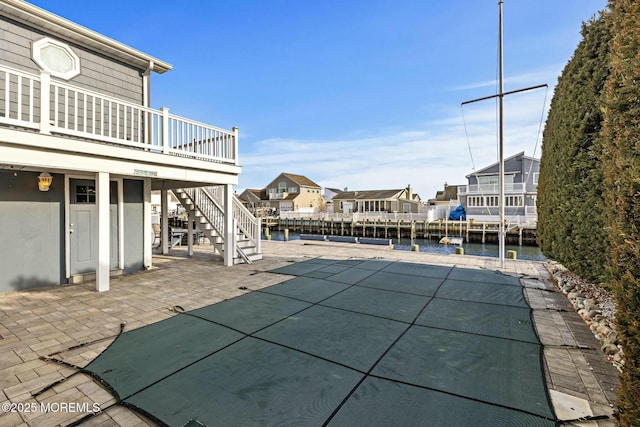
545 260 623 372
601 343 619 355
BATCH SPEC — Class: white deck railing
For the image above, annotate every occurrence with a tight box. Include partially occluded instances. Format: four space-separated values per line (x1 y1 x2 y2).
459 183 526 195
207 186 261 253
0 64 237 165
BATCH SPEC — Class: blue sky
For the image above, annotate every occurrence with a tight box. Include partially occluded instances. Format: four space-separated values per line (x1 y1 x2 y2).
32 0 607 199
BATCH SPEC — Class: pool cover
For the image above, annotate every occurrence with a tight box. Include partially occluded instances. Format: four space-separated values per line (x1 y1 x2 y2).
82 258 557 426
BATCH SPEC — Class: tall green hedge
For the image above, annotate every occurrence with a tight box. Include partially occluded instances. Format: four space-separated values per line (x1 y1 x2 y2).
601 0 640 423
537 12 611 283
538 1 640 423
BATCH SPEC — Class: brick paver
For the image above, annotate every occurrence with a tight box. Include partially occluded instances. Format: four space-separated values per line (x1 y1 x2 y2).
0 240 619 426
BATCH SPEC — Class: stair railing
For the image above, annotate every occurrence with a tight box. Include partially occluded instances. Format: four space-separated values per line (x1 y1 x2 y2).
205 186 261 254
181 188 225 240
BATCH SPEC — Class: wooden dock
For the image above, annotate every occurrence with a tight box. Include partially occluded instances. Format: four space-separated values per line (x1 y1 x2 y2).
261 218 537 246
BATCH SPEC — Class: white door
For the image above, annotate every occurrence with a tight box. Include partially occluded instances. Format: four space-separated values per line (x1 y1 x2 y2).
69 179 118 275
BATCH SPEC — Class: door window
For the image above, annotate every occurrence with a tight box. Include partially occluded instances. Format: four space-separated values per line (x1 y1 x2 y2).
75 185 96 204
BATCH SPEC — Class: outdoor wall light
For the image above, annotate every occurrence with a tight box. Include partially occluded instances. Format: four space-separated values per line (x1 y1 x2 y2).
38 172 53 191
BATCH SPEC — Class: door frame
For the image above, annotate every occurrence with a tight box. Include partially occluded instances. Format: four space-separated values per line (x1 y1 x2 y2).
64 174 124 281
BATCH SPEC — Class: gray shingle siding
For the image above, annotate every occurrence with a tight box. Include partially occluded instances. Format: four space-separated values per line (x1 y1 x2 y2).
0 15 143 105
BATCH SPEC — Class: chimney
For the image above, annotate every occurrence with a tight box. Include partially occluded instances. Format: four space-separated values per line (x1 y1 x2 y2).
407 184 412 200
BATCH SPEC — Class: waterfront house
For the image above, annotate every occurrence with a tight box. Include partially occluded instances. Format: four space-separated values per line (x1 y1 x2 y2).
0 1 260 293
458 152 539 223
261 173 324 214
332 185 421 214
427 183 463 219
237 188 272 216
237 173 324 214
428 183 460 206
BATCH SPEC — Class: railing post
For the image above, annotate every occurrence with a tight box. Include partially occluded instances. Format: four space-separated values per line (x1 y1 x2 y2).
232 126 239 166
223 184 234 266
161 107 170 154
39 72 51 135
161 189 169 255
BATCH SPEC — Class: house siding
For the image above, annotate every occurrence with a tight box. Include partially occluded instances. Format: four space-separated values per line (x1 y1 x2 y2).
0 170 65 292
265 174 323 212
462 154 539 218
0 15 143 105
293 187 322 210
522 157 539 193
123 179 144 274
0 173 149 292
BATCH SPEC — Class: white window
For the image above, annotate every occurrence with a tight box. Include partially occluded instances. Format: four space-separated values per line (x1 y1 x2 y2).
478 176 498 185
468 196 483 207
533 173 539 185
505 196 523 207
32 38 81 80
486 196 499 207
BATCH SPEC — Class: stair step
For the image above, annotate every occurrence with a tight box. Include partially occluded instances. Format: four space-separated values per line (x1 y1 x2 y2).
238 252 262 261
233 253 262 264
171 188 262 265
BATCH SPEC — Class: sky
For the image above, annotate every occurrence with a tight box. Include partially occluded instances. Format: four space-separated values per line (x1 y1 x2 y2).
31 0 608 200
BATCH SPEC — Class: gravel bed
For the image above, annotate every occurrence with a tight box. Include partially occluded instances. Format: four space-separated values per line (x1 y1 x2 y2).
545 261 623 371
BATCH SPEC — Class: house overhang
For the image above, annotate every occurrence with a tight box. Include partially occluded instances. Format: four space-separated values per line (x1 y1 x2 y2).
0 128 240 187
0 0 172 74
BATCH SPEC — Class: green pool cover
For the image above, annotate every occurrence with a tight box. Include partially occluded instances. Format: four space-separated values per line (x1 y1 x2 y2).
83 258 557 426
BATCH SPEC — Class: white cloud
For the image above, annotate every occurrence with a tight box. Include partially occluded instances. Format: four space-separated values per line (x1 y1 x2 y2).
238 72 550 200
450 64 562 93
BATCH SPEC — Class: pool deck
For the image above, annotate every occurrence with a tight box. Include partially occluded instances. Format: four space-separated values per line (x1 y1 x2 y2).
0 240 619 426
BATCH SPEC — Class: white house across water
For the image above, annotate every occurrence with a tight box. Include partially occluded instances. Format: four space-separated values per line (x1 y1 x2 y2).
459 152 539 224
0 0 260 293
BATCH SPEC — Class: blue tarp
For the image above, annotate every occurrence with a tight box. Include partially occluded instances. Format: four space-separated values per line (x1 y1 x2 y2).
448 205 466 221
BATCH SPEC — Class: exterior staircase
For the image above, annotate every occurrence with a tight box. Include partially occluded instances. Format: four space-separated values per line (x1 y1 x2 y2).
173 186 262 264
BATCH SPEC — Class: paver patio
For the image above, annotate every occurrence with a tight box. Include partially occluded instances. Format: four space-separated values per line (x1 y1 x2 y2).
0 240 619 426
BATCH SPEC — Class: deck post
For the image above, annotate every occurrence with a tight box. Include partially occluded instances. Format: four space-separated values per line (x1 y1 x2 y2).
519 227 523 246
96 172 110 292
187 210 194 257
161 189 169 255
143 178 152 269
